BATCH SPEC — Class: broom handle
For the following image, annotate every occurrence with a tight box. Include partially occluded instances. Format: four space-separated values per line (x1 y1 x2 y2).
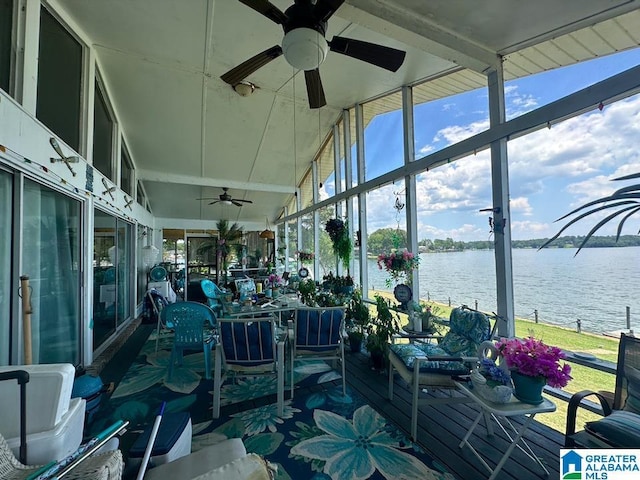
20 275 33 365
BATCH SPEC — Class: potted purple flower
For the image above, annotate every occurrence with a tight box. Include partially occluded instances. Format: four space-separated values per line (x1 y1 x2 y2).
496 336 572 404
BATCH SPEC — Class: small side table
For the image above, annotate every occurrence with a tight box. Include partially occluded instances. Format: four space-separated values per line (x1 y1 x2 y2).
455 381 556 480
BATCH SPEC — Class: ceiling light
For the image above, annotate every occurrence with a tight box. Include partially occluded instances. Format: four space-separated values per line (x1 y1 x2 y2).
282 27 328 71
222 200 233 206
233 81 255 97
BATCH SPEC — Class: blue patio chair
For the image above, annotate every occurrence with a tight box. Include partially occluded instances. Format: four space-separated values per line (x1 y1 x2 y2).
291 306 346 398
213 315 285 418
162 302 217 381
200 278 226 316
388 305 500 440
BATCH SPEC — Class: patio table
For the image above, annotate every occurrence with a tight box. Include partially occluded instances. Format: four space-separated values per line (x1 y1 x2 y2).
455 381 556 480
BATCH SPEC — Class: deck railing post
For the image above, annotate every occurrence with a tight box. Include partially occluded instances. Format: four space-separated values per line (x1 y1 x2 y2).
627 306 631 330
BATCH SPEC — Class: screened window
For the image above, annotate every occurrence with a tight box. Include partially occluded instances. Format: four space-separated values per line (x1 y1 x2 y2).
93 78 115 179
137 181 146 207
36 7 82 152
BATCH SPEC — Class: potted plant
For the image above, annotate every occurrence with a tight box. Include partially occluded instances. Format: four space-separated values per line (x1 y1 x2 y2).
297 278 317 306
496 336 572 404
366 295 400 369
377 248 420 287
345 288 370 353
325 218 353 272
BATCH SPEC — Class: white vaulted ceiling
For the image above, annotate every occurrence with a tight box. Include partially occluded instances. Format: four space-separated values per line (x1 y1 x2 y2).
53 0 640 228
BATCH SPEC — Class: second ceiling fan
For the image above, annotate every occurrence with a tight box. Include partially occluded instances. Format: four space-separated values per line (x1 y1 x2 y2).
197 188 253 207
221 0 406 108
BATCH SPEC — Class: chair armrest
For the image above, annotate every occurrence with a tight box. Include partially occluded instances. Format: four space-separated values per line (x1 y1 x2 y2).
565 389 613 447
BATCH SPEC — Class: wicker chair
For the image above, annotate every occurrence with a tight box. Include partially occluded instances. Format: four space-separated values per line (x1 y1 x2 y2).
0 433 124 480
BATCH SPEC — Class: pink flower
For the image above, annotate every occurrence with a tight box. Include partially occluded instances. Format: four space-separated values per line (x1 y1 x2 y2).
496 336 572 388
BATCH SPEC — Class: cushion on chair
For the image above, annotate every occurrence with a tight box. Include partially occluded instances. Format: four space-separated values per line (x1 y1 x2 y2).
448 308 491 344
622 365 640 414
221 321 275 367
585 410 640 448
389 343 469 375
295 309 343 352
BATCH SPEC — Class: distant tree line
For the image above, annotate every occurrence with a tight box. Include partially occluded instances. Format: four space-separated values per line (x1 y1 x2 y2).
419 235 640 251
366 228 640 254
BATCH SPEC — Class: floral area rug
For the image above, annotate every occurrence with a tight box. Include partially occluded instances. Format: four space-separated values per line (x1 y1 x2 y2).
190 383 456 480
88 329 340 437
89 329 456 479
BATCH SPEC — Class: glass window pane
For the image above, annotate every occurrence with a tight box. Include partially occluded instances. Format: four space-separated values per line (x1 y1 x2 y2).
93 210 116 347
0 0 13 94
93 79 114 179
0 169 11 365
413 81 489 162
37 7 82 151
23 179 81 364
120 144 133 196
363 91 403 181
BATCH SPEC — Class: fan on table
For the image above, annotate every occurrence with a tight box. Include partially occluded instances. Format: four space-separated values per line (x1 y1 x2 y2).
221 0 406 108
197 188 253 207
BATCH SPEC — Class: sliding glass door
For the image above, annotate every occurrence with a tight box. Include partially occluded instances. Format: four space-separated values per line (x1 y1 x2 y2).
0 169 11 365
22 178 81 364
93 209 133 349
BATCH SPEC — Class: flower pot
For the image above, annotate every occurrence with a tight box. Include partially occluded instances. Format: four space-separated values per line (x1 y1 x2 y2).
348 332 363 353
511 370 546 405
370 350 385 370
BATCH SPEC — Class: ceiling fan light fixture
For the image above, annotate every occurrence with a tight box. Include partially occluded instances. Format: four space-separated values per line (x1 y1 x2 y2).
233 81 256 97
282 27 328 70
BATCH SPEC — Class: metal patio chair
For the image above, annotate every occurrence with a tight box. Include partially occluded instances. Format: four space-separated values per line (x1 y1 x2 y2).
213 315 285 418
565 332 640 447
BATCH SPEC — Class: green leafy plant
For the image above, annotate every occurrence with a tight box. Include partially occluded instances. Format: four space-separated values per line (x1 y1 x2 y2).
345 288 371 342
325 218 353 271
366 295 400 356
297 278 317 306
541 172 640 254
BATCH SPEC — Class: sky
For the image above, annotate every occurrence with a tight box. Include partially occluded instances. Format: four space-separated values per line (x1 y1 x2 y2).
323 48 640 243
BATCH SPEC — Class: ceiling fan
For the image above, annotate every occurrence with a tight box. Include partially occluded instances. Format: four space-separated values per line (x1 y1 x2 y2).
221 0 407 108
197 188 253 207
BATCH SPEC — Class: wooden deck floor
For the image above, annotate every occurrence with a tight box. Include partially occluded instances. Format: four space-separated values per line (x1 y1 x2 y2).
96 324 564 480
345 350 564 480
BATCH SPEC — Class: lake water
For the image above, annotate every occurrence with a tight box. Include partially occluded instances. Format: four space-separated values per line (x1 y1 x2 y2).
358 246 640 335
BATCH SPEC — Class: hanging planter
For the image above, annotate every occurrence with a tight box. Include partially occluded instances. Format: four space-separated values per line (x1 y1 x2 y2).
325 218 352 271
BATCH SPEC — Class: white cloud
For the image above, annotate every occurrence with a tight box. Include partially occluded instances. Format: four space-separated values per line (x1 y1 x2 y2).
510 196 533 216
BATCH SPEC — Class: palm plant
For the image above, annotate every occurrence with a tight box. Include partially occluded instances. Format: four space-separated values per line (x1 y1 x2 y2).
198 219 243 282
541 172 640 254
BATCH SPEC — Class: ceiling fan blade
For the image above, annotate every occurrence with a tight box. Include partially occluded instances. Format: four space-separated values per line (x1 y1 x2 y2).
232 200 244 207
238 0 288 25
304 69 326 109
220 45 283 85
328 36 406 72
208 200 221 205
313 0 345 23
234 199 253 204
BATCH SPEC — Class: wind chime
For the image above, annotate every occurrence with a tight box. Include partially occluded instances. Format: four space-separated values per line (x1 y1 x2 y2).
391 188 413 309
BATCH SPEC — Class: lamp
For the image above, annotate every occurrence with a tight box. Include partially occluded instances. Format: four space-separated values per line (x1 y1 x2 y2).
259 217 275 239
282 27 328 71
